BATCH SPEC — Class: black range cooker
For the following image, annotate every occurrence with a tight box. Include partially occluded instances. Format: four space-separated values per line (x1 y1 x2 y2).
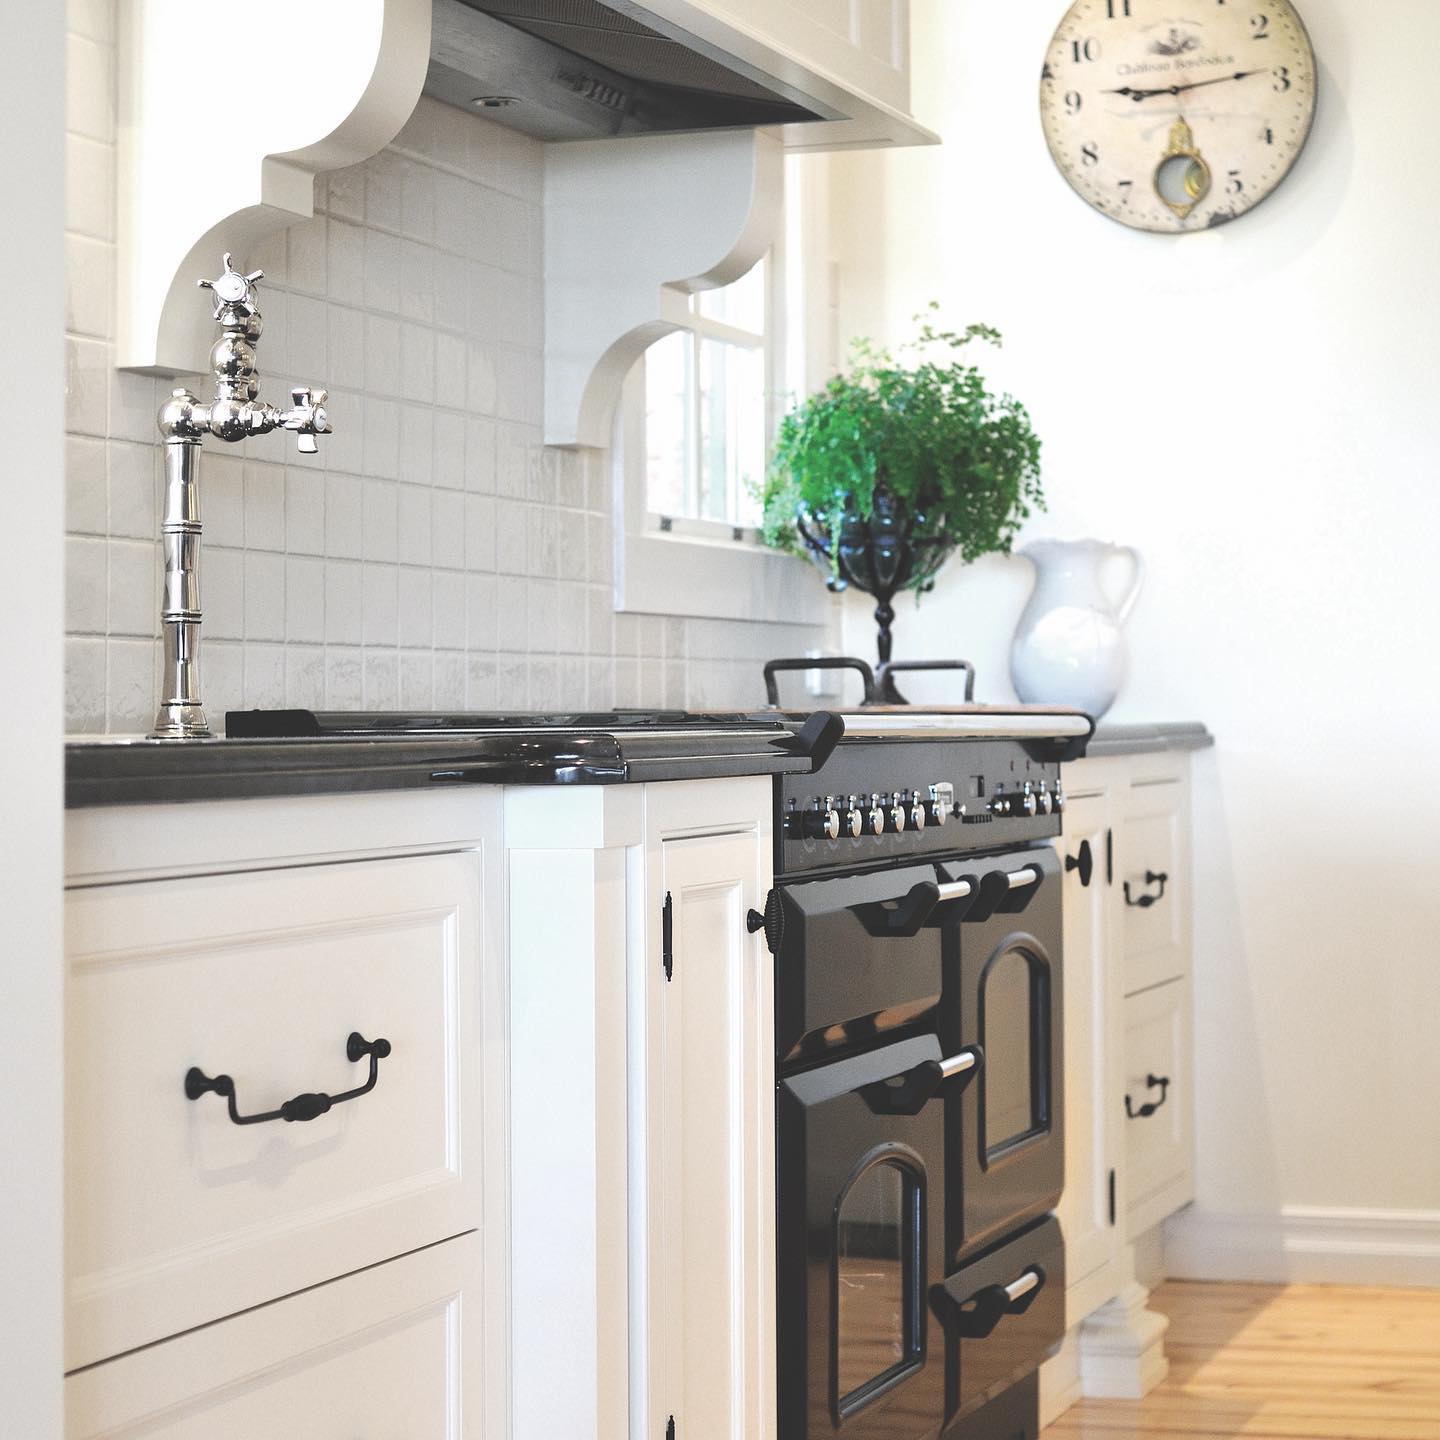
757 657 1092 1440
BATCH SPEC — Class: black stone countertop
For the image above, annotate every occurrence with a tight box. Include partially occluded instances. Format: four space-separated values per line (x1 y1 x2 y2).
1083 721 1214 758
64 719 833 808
64 704 1097 808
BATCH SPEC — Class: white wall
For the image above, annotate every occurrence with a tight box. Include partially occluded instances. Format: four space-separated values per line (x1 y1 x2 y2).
829 0 1440 1275
1 1 66 1433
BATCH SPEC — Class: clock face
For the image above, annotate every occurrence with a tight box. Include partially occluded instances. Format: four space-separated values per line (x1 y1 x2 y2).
1040 0 1318 232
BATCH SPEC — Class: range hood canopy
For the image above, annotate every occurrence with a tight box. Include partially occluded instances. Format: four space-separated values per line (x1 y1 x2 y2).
426 0 834 141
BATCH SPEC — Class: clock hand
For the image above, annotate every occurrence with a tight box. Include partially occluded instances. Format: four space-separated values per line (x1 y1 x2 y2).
1105 70 1262 102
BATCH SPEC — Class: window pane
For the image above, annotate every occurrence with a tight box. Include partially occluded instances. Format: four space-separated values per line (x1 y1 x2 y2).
698 338 764 527
697 255 767 334
836 1160 917 1409
644 330 693 520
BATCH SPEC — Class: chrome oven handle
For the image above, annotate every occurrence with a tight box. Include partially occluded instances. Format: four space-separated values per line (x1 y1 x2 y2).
938 1049 979 1079
1003 1269 1041 1303
936 878 973 903
1006 865 1042 891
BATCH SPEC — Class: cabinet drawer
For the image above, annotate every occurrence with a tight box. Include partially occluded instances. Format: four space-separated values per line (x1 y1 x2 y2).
66 1230 482 1437
1119 782 1186 995
65 852 481 1369
1123 979 1193 1239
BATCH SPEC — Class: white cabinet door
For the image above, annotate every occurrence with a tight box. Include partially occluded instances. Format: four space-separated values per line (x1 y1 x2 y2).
1053 787 1124 1326
65 852 482 1370
633 807 774 1440
1123 977 1195 1239
66 1231 483 1438
1118 774 1190 997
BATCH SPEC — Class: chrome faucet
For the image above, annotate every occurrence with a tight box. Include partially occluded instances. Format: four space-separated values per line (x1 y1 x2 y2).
150 254 332 739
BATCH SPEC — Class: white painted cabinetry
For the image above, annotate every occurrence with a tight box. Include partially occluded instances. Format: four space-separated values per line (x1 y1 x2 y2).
1041 747 1198 1422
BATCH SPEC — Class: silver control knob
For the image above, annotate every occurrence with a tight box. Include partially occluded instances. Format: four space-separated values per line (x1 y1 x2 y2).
1037 786 1054 816
1054 785 1066 814
843 798 864 840
886 793 907 834
908 795 927 832
926 782 954 827
1018 787 1039 818
863 795 887 836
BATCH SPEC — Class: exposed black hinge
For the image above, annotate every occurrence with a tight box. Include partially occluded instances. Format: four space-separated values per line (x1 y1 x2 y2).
1106 827 1114 887
666 1417 676 1440
662 892 674 982
1108 1168 1117 1226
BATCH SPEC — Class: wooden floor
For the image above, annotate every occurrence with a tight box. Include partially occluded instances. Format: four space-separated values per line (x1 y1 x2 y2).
1042 1280 1440 1439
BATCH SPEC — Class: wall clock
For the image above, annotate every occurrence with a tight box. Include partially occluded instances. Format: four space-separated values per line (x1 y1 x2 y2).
1040 0 1317 232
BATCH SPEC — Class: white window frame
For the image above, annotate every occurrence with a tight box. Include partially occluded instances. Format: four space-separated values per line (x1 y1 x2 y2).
611 157 829 625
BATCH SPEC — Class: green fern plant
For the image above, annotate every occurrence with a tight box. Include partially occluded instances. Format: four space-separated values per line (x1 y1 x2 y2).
760 310 1045 588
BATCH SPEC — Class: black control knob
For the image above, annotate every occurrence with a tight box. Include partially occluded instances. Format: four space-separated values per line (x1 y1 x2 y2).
801 803 841 841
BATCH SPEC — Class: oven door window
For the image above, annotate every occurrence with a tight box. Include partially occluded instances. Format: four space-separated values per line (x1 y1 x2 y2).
980 942 1051 1161
835 1156 923 1416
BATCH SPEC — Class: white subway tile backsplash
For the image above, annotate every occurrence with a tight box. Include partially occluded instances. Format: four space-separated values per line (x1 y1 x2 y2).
325 473 364 558
66 536 108 634
398 484 433 566
107 638 156 732
107 539 156 637
362 563 399 646
286 464 326 554
324 562 364 645
243 462 286 552
62 55 828 730
244 551 287 641
67 436 108 534
106 441 156 540
285 557 326 644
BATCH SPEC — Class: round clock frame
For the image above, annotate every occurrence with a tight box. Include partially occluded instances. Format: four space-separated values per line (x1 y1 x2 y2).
1040 0 1318 233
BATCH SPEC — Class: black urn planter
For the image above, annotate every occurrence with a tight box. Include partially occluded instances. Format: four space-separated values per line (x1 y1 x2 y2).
796 486 955 679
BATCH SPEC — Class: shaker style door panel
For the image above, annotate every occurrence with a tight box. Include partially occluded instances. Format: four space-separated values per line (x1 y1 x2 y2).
66 1231 482 1438
646 830 774 1440
1051 791 1123 1324
1123 978 1194 1238
1119 780 1187 996
64 852 482 1369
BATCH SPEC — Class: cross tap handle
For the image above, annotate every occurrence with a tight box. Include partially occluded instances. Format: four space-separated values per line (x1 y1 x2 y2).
280 385 332 454
197 252 264 319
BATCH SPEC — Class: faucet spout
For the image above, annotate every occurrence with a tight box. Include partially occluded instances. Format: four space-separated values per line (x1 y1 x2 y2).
147 254 333 739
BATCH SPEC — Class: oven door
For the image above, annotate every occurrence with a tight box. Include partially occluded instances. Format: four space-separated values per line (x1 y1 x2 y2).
940 847 1064 1265
774 864 945 1068
778 1035 980 1440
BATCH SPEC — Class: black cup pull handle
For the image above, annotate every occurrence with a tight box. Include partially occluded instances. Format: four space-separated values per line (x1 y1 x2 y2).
762 656 878 707
941 1265 1047 1338
1124 1072 1170 1119
1065 840 1094 888
185 1032 392 1126
1124 870 1169 908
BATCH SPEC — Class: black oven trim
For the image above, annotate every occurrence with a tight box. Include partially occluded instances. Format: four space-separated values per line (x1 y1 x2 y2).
975 929 1055 1170
829 1142 929 1424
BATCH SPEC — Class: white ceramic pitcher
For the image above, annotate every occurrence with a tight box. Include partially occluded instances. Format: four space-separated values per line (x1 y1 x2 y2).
1009 538 1146 719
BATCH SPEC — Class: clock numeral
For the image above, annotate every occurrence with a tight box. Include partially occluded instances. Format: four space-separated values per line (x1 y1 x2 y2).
1065 90 1083 115
1273 64 1292 91
1264 125 1275 145
1105 0 1131 17
1071 37 1101 63
1117 179 1134 205
1042 61 1056 81
1252 13 1270 38
1227 170 1245 194
1081 141 1100 167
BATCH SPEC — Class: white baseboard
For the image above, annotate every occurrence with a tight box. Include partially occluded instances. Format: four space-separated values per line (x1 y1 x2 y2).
1164 1206 1440 1288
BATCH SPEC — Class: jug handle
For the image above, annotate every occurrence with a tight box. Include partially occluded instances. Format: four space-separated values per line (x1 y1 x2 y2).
1114 545 1147 624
